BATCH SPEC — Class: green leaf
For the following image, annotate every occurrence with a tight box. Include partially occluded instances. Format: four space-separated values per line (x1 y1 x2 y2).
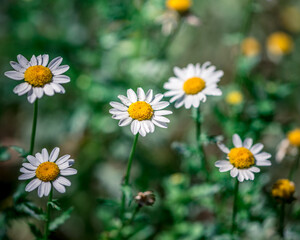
10 145 28 158
28 223 43 239
48 200 62 211
0 146 11 162
49 207 73 231
97 198 119 207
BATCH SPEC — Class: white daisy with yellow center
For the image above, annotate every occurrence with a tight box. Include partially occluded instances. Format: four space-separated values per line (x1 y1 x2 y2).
4 54 70 103
163 62 223 109
215 134 271 182
109 88 172 137
19 147 77 197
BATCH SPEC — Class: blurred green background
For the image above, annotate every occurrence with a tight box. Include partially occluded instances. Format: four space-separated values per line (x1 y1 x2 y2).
1 0 300 239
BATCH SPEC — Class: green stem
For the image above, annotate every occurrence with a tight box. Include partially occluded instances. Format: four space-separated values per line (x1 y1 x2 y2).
279 202 285 239
195 107 208 177
44 188 53 240
231 179 240 235
288 150 300 180
29 100 38 155
129 205 141 225
120 134 139 221
157 18 182 59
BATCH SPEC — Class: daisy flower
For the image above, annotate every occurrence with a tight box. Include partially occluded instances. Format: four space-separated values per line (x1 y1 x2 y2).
163 62 223 109
19 147 77 198
215 134 272 182
4 54 70 103
109 88 172 137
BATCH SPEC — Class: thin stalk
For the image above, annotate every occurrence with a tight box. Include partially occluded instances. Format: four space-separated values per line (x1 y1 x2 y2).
288 149 300 180
120 134 139 221
29 100 38 155
157 18 183 59
231 179 240 235
129 205 141 225
195 107 208 177
44 188 53 240
279 202 285 239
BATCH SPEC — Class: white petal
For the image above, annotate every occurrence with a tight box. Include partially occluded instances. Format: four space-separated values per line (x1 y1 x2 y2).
250 143 264 154
17 54 30 68
145 89 153 103
127 89 137 102
36 55 42 65
4 71 24 80
53 180 66 193
25 178 42 192
52 65 69 75
256 160 271 166
38 182 45 197
13 83 30 94
255 152 272 161
58 162 70 170
150 94 164 105
27 89 37 103
118 117 132 127
153 115 170 123
131 120 140 135
43 182 51 196
49 147 60 162
243 138 253 149
139 124 147 137
22 163 37 170
219 164 233 172
230 168 238 177
30 55 37 66
245 170 254 180
53 75 70 84
60 168 77 176
215 160 230 167
152 101 169 110
27 155 39 167
10 61 25 73
154 110 173 116
217 143 230 154
48 57 63 70
50 83 65 94
237 171 244 182
56 154 71 165
151 119 168 128
249 166 260 173
20 167 35 174
43 84 55 96
137 88 146 101
42 148 49 161
110 102 128 111
118 95 131 106
232 134 242 148
18 173 36 180
35 153 44 163
42 54 49 67
56 176 71 186
34 87 44 98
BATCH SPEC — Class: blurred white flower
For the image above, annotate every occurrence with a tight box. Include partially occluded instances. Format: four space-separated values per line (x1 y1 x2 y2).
4 54 70 103
109 88 172 137
215 134 272 182
19 147 77 198
164 62 223 109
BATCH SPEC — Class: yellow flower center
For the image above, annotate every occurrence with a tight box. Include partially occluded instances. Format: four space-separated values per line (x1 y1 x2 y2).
35 162 60 182
226 91 243 105
183 77 206 95
272 179 295 200
267 32 293 55
241 37 261 57
128 101 153 121
287 129 300 147
166 0 191 12
228 147 255 169
24 65 53 87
